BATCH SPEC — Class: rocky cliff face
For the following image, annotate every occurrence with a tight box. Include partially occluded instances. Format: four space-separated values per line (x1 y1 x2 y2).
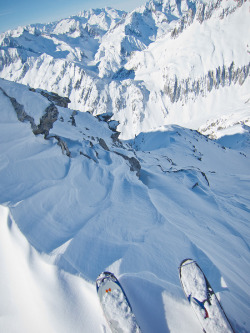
0 0 249 139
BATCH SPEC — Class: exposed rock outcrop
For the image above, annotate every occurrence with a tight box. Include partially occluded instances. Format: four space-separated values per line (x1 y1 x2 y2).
33 104 59 137
0 86 70 156
0 87 37 131
31 89 71 108
114 151 141 177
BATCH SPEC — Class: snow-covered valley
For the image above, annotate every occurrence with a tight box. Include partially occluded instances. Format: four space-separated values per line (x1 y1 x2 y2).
0 0 250 332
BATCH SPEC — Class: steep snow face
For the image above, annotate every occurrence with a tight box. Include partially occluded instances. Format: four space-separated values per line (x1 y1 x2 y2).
122 0 250 137
0 78 250 333
0 206 106 333
95 0 211 78
127 1 249 92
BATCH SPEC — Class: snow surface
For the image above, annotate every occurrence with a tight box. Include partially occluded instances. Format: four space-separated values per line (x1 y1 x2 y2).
0 78 250 333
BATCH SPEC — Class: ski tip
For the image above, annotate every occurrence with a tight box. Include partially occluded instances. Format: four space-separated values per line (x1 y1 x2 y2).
179 258 195 269
96 271 115 280
96 272 117 292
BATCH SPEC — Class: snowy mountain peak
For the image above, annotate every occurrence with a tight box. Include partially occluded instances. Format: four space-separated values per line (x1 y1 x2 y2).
0 0 249 140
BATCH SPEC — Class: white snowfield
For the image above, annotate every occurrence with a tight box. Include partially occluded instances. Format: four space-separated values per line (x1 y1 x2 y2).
0 77 249 333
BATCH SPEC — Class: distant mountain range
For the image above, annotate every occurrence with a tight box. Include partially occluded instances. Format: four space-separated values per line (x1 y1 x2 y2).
0 0 249 139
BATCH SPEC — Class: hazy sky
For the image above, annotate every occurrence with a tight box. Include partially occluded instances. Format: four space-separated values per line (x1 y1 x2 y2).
0 0 147 33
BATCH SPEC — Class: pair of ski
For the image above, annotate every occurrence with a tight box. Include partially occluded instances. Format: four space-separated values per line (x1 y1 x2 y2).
96 259 235 333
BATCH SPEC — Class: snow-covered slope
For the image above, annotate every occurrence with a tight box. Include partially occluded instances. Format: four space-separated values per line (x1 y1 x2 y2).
124 0 250 134
0 0 249 139
0 78 250 332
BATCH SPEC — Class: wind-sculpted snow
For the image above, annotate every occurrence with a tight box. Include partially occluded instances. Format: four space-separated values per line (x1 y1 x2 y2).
0 79 250 332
